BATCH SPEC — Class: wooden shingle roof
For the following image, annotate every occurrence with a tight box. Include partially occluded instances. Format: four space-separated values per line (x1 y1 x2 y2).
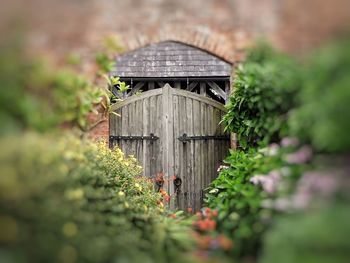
111 41 232 78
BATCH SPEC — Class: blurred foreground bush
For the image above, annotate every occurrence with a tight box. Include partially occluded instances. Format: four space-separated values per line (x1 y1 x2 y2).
260 199 350 263
0 35 119 135
289 39 350 153
206 38 350 261
259 38 350 263
0 134 194 263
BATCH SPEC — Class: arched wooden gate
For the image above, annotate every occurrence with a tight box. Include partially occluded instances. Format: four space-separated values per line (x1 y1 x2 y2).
109 84 229 210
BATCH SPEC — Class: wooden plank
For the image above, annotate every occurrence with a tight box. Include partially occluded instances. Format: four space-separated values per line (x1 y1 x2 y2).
111 88 162 111
193 99 200 211
207 81 227 100
148 81 155 90
162 84 175 208
172 88 226 111
200 82 207 97
173 94 180 209
116 109 122 148
129 82 145 96
224 80 230 104
200 103 205 209
135 99 143 171
121 105 129 154
168 87 175 208
109 111 116 148
186 81 198 92
206 106 212 186
213 108 221 180
142 97 150 178
114 109 122 149
200 102 207 192
156 94 163 179
186 97 194 211
149 95 157 180
128 101 136 156
179 95 187 210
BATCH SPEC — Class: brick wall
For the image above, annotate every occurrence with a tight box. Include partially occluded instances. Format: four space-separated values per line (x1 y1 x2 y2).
3 0 349 141
7 0 347 59
88 117 109 143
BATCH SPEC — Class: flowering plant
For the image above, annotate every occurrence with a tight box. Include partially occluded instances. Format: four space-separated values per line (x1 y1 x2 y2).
204 140 308 257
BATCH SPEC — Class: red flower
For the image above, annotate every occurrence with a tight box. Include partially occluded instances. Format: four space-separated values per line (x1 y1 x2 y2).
169 213 176 219
194 218 216 232
217 235 233 250
164 194 170 203
204 207 211 215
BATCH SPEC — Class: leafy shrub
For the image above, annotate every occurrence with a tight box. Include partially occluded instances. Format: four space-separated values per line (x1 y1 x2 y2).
289 38 350 153
0 134 195 263
0 35 127 134
260 203 350 263
259 38 350 263
204 144 303 258
222 43 301 148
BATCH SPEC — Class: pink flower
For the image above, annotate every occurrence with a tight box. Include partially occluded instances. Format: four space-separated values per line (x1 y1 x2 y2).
281 137 299 147
250 170 281 194
298 171 339 196
249 175 266 185
273 170 340 211
284 146 313 164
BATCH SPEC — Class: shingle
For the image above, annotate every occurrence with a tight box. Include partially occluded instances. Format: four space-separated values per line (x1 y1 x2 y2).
113 41 232 78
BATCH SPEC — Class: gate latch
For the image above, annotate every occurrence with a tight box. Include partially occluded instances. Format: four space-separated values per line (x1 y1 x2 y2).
173 177 182 193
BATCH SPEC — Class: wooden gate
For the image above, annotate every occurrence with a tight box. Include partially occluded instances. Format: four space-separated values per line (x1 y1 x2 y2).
109 84 229 210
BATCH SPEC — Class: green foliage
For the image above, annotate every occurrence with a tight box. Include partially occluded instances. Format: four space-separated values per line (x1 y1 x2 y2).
95 52 115 73
66 53 82 66
0 41 53 133
52 70 107 130
103 35 125 53
108 76 131 100
289 38 350 153
210 38 350 262
222 43 301 148
260 203 350 263
0 134 195 263
204 146 302 257
0 36 123 134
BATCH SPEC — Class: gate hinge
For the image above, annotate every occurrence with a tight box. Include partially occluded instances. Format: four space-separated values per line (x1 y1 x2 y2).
178 133 230 142
109 133 159 142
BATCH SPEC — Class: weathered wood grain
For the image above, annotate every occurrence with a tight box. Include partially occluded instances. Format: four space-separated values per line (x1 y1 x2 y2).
109 84 229 211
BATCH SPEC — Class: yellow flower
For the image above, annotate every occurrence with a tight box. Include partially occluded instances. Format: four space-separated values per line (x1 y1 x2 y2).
65 189 84 201
134 183 142 191
62 222 78 237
